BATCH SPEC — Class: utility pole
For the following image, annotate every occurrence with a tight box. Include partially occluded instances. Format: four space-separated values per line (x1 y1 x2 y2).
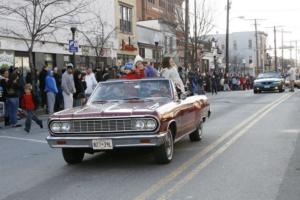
280 30 291 73
290 41 293 65
254 20 260 75
295 41 298 68
274 26 278 72
281 29 284 71
225 0 230 74
194 0 197 69
184 0 189 68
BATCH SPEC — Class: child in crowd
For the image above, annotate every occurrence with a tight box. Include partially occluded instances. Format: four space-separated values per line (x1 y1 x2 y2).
21 84 43 133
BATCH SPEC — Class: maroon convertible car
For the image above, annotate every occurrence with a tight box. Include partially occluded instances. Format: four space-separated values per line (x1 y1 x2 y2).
47 78 210 164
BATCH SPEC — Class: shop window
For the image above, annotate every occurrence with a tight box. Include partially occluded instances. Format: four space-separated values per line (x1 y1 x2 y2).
15 56 30 72
139 48 145 58
45 54 54 68
64 55 70 67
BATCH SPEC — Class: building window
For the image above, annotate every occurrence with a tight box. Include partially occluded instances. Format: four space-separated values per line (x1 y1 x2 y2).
159 0 165 8
248 40 252 49
233 40 237 50
148 0 155 3
120 5 132 33
139 48 145 58
164 36 168 53
169 37 173 52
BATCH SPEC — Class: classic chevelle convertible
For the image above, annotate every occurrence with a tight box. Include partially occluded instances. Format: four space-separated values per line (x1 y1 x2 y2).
47 78 210 164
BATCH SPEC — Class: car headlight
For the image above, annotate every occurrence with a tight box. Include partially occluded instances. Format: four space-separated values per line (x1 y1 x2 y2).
145 119 157 130
134 119 157 131
50 122 61 133
50 121 71 133
61 122 71 132
135 120 145 130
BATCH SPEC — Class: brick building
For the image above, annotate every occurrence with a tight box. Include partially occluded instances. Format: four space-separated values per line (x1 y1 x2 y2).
136 0 184 21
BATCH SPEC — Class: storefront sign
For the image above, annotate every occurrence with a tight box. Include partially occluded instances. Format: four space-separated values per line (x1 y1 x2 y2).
0 50 14 67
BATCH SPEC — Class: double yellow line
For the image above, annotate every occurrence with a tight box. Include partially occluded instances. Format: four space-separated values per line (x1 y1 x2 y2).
134 92 296 200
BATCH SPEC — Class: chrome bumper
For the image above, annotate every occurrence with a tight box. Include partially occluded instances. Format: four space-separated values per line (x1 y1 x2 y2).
46 132 167 149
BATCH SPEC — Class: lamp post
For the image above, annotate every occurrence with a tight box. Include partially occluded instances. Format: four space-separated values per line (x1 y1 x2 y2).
242 58 246 76
155 41 159 67
153 33 160 67
70 26 77 68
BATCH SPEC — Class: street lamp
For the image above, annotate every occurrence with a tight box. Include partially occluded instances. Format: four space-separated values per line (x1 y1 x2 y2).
242 58 246 76
70 26 77 68
155 41 159 66
153 33 160 67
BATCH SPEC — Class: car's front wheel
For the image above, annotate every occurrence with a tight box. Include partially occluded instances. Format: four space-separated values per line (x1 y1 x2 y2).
189 121 203 142
154 129 174 164
62 148 85 164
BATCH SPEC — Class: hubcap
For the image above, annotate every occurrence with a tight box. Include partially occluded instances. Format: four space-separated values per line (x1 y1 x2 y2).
165 131 173 160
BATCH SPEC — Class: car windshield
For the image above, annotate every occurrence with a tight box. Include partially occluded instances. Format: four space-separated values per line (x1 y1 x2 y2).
89 79 172 102
257 72 282 79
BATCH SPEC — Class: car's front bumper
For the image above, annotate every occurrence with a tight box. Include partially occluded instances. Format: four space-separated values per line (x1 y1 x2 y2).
254 84 282 91
46 132 167 149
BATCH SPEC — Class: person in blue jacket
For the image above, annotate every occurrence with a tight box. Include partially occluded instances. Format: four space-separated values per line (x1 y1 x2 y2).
45 70 58 114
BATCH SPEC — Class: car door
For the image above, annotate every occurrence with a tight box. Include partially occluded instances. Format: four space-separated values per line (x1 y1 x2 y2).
179 97 196 136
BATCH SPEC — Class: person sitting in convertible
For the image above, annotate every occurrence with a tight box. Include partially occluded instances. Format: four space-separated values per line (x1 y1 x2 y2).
122 56 145 80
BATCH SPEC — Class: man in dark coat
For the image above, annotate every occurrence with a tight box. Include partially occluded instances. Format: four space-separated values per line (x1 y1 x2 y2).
38 65 48 111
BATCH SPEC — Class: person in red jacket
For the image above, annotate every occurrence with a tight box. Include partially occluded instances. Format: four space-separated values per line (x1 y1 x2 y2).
122 60 145 80
21 84 43 133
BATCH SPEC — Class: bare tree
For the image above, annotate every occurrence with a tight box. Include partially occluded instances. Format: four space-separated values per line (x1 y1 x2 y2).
191 0 214 68
0 0 89 89
78 13 116 68
161 0 214 68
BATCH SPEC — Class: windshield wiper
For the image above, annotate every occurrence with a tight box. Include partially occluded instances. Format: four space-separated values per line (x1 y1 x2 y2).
91 100 119 104
122 97 141 101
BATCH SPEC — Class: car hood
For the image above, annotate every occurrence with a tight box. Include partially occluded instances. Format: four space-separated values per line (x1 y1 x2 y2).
254 78 282 83
51 98 172 119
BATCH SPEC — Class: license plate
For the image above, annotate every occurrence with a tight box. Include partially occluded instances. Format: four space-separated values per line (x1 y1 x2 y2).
264 85 270 88
92 139 113 150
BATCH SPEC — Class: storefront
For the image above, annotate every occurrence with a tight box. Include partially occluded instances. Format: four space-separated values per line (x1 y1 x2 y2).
0 50 14 68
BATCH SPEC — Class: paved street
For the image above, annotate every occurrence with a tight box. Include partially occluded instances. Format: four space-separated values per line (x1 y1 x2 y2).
0 90 299 200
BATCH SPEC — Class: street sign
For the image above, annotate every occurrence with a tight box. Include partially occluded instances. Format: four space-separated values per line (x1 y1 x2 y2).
69 40 78 53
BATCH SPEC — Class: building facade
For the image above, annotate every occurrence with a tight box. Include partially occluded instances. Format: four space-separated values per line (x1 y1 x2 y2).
136 0 184 21
213 31 268 75
137 20 177 66
115 0 139 63
0 0 128 71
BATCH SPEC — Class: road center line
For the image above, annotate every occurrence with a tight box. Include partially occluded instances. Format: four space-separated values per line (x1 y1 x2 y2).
133 93 294 200
156 93 295 200
0 135 47 144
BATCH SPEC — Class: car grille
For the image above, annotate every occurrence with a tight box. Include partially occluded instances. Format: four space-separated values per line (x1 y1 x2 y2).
69 119 135 133
261 82 272 85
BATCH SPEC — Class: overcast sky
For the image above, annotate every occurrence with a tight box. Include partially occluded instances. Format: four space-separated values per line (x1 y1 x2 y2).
203 0 300 57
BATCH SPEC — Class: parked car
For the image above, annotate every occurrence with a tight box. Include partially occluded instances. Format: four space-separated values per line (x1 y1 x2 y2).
46 78 211 164
253 72 285 93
